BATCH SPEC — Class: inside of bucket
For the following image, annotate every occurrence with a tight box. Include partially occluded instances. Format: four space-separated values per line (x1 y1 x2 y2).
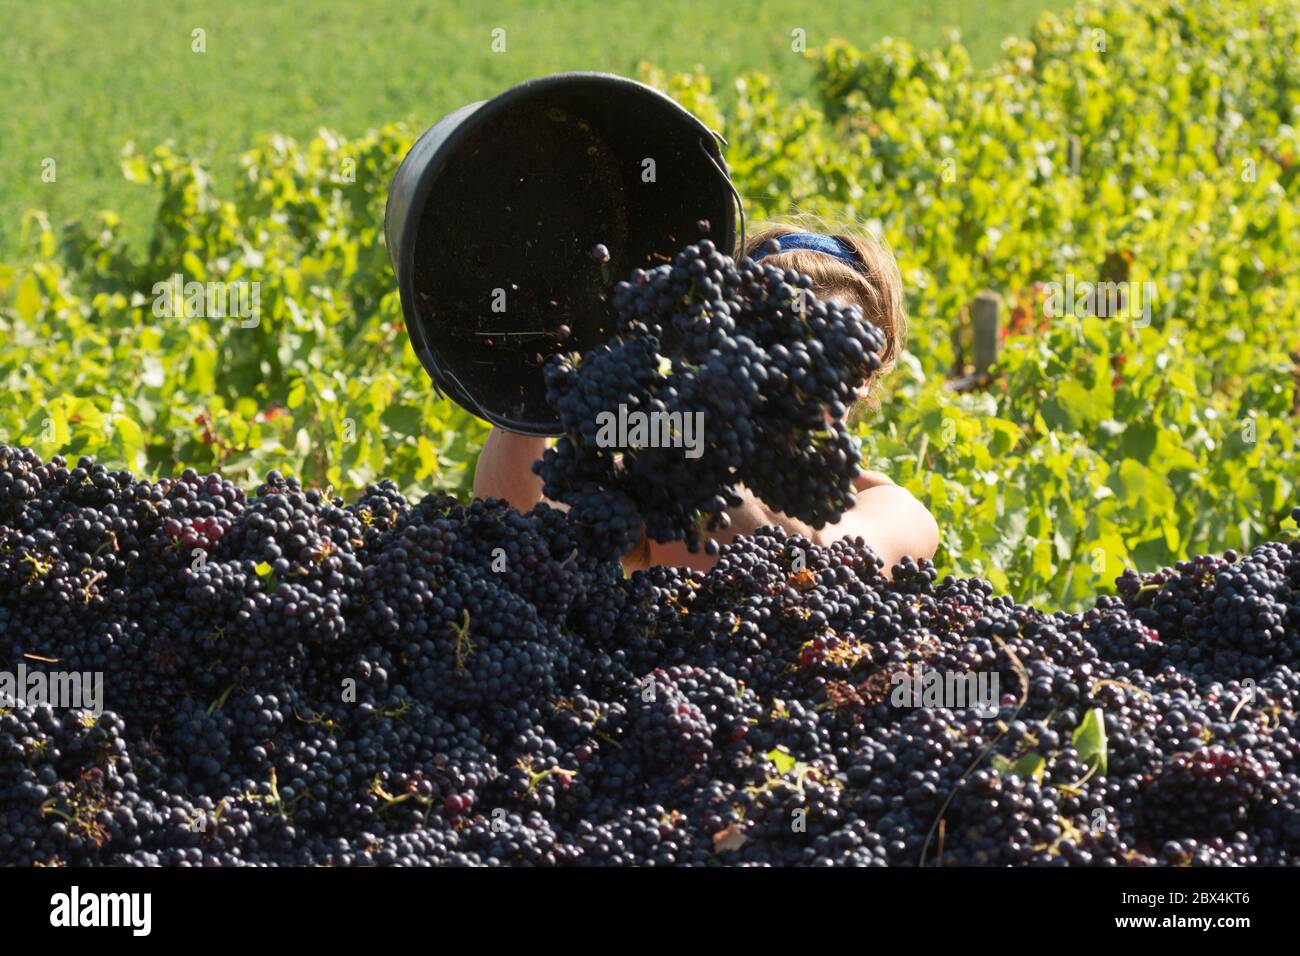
411 82 734 431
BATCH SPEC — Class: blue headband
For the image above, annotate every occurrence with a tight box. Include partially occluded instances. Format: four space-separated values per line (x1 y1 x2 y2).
752 232 860 268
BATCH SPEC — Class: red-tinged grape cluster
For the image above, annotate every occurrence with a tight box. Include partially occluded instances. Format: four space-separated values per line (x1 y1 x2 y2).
3 444 1300 866
625 668 716 769
534 239 885 558
1137 747 1278 843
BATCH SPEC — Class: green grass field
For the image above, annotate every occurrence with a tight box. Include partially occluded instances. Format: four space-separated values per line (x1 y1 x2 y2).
1 0 1062 256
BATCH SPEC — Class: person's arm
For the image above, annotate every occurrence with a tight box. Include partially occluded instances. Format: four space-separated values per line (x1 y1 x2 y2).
472 427 551 511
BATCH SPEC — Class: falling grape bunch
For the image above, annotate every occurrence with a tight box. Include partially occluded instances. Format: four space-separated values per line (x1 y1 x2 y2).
534 239 884 558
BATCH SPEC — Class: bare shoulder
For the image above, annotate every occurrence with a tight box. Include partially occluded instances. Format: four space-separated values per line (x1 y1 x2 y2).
853 469 896 491
816 483 939 566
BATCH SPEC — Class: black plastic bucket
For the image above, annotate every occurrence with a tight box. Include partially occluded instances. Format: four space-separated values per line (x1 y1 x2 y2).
385 71 738 436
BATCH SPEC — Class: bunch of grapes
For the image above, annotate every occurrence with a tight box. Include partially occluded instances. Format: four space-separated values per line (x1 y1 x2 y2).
1138 747 1277 842
534 240 885 558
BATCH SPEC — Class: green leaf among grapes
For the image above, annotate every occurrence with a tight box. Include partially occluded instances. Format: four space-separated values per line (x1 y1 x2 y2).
1072 708 1108 777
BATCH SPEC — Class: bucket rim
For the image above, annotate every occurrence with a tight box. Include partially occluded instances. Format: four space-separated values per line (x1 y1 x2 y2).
388 70 736 436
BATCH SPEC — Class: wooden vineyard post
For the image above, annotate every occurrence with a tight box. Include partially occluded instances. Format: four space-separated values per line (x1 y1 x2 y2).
949 290 1002 392
972 291 1001 377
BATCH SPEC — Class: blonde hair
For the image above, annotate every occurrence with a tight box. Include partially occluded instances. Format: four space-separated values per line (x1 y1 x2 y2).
739 216 907 398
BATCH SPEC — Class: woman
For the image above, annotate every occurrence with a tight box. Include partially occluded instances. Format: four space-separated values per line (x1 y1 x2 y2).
473 221 939 575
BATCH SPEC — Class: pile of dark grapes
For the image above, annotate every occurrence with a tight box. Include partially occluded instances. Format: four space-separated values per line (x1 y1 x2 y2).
3 442 1300 866
534 239 885 557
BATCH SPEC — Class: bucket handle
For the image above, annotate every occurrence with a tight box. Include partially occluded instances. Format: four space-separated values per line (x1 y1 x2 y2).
697 132 745 259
